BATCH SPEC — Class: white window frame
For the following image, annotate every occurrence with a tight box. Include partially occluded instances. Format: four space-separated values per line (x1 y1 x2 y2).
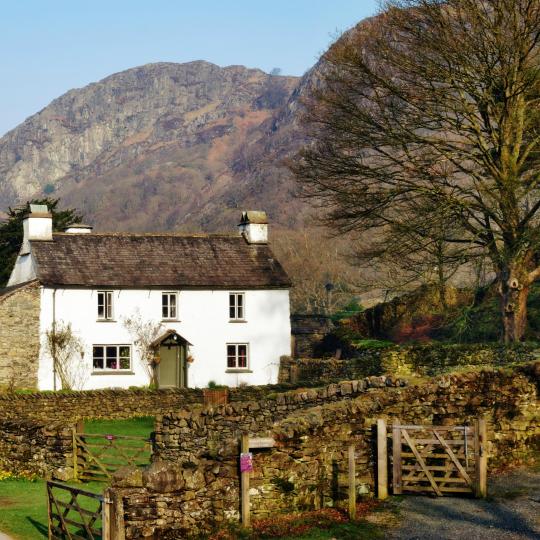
226 343 249 370
162 292 178 320
97 291 114 321
229 292 245 321
92 345 131 372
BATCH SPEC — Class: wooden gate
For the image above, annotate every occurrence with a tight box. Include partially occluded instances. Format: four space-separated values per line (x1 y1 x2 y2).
47 481 109 540
73 430 152 482
378 417 487 497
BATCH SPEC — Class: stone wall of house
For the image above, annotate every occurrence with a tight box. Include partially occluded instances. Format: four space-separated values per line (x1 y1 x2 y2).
0 387 205 423
111 363 540 539
0 282 41 390
291 315 333 358
279 343 539 384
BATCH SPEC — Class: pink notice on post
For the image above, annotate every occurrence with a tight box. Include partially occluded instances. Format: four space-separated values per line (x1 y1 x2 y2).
240 452 253 473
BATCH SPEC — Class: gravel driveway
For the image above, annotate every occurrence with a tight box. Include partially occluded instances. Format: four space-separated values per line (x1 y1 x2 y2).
386 466 540 540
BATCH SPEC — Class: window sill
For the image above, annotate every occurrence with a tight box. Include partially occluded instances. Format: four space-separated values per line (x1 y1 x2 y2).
229 320 247 323
92 371 135 376
225 369 253 374
96 319 117 323
161 319 181 323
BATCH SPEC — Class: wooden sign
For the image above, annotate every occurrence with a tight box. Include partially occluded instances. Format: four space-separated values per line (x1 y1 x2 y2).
240 452 253 473
248 437 275 449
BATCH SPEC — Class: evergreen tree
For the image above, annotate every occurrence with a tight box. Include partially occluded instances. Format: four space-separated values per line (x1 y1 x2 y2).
0 198 83 287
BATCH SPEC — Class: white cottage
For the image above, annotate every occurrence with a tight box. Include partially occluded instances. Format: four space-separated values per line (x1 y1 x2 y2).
1 206 291 391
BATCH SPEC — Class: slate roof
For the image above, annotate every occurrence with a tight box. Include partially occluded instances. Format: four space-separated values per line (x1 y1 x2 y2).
29 233 291 289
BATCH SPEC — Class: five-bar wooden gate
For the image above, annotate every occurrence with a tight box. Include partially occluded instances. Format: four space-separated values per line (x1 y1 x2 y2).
73 430 152 482
378 417 487 498
47 481 109 539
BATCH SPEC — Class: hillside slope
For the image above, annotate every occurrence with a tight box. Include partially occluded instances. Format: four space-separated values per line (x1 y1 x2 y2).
0 61 311 231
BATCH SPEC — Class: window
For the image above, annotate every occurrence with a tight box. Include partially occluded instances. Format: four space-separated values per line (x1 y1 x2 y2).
93 345 131 371
162 292 178 319
227 343 248 369
97 291 114 320
229 293 245 320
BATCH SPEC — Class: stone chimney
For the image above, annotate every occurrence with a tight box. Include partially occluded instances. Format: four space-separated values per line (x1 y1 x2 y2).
21 204 53 254
238 211 268 244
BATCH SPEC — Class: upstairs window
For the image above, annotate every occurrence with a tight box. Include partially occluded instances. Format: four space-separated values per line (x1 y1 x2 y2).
97 291 114 320
162 292 178 320
229 292 245 320
93 345 131 371
227 343 248 369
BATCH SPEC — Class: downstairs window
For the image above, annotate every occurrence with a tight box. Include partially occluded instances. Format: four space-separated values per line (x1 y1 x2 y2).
93 345 131 371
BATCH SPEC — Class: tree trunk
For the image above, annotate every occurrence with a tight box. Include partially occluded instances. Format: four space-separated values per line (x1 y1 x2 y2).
500 266 530 343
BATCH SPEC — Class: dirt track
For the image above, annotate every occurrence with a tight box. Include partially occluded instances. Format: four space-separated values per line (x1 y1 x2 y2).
386 466 540 540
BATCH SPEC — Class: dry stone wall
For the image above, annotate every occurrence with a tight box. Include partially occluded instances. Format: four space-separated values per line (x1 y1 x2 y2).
112 363 540 539
279 343 539 384
0 418 71 477
153 375 406 464
0 281 41 389
0 387 205 423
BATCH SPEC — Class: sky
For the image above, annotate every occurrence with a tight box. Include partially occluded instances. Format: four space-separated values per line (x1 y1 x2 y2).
0 0 379 137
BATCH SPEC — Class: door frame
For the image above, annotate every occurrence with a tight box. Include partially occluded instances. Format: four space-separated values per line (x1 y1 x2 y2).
152 330 190 389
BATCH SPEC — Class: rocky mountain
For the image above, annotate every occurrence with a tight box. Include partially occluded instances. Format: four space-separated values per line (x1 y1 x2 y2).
0 61 314 232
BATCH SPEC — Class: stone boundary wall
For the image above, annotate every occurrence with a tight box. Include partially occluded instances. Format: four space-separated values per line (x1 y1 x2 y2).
0 418 72 477
111 362 540 538
153 375 406 463
279 343 539 384
0 387 205 423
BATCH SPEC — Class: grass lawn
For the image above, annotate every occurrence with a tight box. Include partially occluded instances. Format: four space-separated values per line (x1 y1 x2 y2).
0 478 104 540
0 417 155 540
82 415 155 437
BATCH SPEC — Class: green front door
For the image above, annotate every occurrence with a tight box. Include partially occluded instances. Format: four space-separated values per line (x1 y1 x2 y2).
158 344 187 388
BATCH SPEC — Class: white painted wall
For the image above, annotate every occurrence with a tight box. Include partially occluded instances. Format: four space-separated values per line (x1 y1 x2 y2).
38 287 291 390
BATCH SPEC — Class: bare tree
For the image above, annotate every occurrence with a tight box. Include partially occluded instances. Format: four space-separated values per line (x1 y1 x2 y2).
45 321 86 390
292 0 540 342
272 229 361 314
354 210 472 309
123 311 164 387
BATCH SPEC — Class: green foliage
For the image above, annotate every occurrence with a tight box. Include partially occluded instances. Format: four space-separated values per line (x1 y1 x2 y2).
331 299 364 323
319 322 393 357
0 198 83 287
271 476 295 493
352 339 394 350
207 381 228 389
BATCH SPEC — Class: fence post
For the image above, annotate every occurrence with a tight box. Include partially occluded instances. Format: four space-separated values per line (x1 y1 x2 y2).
72 428 78 482
377 419 388 500
392 422 402 495
102 493 111 540
348 444 356 520
47 482 52 540
474 416 488 498
241 433 250 528
104 487 125 540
